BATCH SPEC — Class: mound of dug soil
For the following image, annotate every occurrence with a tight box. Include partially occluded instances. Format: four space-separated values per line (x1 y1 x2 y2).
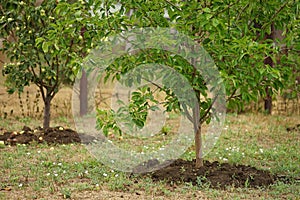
0 126 96 145
148 159 276 189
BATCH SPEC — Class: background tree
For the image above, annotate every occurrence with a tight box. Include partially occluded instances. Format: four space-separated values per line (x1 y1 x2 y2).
0 0 123 128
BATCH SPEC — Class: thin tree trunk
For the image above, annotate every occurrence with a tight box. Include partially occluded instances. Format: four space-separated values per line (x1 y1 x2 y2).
264 86 272 114
79 26 88 116
195 125 203 168
193 103 203 168
263 23 275 114
80 69 88 116
43 95 51 129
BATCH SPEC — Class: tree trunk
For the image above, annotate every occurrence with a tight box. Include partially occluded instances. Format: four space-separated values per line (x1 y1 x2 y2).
80 69 88 116
195 125 203 168
43 95 51 129
192 99 203 168
264 86 272 114
263 23 275 114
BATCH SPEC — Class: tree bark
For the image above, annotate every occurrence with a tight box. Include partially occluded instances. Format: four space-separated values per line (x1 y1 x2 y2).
43 95 51 129
80 69 88 116
263 23 275 114
264 86 272 114
192 98 203 168
195 125 203 168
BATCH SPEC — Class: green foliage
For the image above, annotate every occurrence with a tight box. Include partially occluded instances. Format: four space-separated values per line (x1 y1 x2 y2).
102 0 299 123
1 0 298 155
0 0 124 127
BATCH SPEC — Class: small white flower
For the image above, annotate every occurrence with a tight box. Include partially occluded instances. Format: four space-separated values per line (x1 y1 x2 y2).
53 162 56 165
26 152 30 155
50 147 54 150
7 18 13 22
110 170 114 173
223 158 228 162
58 163 62 166
18 183 23 187
103 173 107 177
63 170 66 174
115 174 119 177
259 148 264 153
95 183 99 187
84 170 88 174
37 150 41 154
46 173 51 176
54 173 58 177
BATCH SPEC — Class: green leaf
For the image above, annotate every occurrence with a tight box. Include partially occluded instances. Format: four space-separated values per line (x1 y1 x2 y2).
42 42 49 53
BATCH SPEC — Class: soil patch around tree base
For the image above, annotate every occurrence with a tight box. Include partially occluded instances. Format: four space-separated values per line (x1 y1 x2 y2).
142 159 293 189
0 126 96 145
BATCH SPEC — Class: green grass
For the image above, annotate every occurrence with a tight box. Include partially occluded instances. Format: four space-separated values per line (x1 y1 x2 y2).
0 113 299 199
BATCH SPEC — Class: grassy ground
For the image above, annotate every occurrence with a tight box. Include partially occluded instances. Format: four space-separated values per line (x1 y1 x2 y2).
0 113 299 200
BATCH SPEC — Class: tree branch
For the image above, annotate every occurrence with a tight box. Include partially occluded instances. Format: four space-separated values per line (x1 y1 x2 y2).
200 92 219 124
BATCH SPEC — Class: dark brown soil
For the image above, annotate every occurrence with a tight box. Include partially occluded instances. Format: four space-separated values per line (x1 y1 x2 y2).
0 126 96 145
145 159 279 189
